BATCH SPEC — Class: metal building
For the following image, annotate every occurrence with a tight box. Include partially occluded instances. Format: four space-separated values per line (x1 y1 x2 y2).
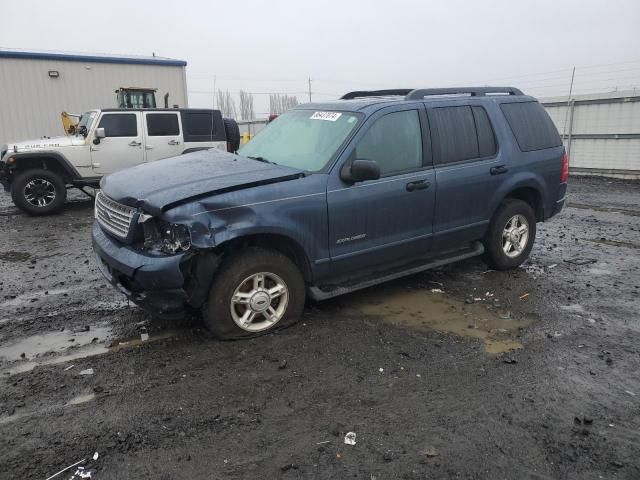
0 48 188 145
541 90 640 178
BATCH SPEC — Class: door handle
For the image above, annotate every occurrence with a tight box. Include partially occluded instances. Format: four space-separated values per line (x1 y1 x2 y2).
128 141 142 147
168 140 180 146
490 165 508 175
406 180 431 192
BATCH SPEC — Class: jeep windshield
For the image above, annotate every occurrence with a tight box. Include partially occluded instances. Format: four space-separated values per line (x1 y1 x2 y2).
77 111 97 136
238 110 361 172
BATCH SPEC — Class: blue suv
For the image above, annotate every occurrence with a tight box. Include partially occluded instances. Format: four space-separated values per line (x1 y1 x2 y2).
92 87 568 339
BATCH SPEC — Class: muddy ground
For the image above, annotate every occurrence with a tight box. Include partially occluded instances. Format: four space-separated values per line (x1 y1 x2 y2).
0 176 639 479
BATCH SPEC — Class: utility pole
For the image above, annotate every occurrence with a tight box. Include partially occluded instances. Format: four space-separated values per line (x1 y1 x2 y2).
212 75 217 109
561 67 576 140
308 77 312 103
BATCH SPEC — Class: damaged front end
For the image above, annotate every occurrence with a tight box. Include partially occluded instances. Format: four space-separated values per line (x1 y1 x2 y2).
92 201 220 319
139 214 193 255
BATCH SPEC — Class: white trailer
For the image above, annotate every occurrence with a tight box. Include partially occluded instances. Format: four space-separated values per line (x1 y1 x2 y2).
0 48 188 145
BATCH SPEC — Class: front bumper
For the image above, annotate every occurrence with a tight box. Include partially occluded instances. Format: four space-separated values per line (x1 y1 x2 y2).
92 222 189 318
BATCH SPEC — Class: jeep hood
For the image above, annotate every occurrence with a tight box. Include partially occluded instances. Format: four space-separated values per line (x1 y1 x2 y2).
9 136 84 152
100 149 305 215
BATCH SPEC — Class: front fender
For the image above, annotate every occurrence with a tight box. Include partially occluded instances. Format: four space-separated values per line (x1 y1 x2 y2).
3 151 81 180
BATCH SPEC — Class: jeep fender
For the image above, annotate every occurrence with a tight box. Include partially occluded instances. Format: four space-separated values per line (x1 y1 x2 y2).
6 152 81 182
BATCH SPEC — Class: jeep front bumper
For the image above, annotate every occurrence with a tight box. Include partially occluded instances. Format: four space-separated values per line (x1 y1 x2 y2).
92 221 189 318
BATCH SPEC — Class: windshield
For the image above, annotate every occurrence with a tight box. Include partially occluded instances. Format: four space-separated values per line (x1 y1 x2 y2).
77 111 97 134
238 110 361 171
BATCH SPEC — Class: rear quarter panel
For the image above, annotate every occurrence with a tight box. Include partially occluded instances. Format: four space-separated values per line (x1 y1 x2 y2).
493 98 564 219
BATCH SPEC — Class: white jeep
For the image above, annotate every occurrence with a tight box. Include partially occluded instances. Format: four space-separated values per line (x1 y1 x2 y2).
0 109 240 215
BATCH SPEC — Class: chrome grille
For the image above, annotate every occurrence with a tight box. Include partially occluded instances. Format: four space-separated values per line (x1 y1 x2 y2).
95 191 136 240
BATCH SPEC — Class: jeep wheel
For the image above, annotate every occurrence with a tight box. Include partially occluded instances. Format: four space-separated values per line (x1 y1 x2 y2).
203 247 305 339
483 199 536 270
11 169 67 215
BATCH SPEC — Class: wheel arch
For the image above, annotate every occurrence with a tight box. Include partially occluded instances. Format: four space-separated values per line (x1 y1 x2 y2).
10 152 80 183
503 186 544 222
212 233 313 283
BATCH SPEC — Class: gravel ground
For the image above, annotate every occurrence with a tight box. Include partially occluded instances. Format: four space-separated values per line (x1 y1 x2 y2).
0 176 639 479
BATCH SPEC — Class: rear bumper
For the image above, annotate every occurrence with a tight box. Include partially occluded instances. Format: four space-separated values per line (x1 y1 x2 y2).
545 182 568 220
91 222 189 318
549 195 566 219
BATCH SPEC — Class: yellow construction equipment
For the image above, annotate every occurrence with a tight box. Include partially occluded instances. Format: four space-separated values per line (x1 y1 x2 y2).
61 112 80 135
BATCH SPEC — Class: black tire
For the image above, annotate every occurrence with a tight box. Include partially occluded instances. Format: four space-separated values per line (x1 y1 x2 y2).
11 169 67 215
483 199 536 270
223 118 241 152
203 247 305 340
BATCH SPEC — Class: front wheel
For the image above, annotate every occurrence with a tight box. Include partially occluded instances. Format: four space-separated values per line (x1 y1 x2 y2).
483 199 536 270
11 169 67 215
203 247 305 339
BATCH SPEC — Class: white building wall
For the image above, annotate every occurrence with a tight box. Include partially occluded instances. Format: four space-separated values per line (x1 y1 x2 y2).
542 91 640 177
0 56 187 144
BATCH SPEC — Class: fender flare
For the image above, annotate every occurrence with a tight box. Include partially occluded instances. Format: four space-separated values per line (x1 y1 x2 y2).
7 151 81 181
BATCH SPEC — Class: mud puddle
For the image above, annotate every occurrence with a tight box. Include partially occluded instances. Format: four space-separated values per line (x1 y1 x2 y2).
0 285 95 308
1 328 191 375
0 325 113 361
343 286 533 354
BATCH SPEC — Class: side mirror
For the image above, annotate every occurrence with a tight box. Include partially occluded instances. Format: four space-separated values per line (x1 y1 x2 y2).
341 159 381 184
93 128 105 145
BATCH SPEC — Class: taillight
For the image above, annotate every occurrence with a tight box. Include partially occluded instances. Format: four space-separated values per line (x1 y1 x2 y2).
560 152 569 183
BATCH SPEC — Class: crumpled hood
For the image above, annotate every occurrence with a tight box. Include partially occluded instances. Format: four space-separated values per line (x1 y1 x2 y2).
100 149 305 215
9 136 81 152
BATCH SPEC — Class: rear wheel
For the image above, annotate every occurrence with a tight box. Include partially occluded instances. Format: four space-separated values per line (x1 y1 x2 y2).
483 199 536 270
203 247 305 339
11 169 67 215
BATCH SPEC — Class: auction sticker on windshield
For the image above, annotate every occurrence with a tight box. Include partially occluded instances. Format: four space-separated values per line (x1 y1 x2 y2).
310 111 342 122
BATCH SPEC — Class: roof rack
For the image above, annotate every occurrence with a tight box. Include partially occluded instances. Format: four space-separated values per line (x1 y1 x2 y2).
340 89 414 100
405 87 523 100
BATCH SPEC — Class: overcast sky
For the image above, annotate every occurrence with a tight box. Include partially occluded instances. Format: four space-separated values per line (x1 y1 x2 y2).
1 0 639 115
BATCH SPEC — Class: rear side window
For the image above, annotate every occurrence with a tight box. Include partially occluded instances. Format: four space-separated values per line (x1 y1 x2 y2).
472 106 497 157
181 111 226 142
98 114 137 137
184 113 215 136
429 106 497 164
430 106 478 164
146 113 179 136
355 110 423 176
500 101 562 151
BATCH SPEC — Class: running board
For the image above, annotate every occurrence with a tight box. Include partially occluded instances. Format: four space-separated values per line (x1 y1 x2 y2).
308 241 484 301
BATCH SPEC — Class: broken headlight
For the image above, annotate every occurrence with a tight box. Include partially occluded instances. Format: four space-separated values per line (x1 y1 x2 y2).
142 219 192 254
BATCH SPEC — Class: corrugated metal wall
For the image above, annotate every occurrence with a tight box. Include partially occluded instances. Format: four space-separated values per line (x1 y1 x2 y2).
0 57 187 144
542 91 640 177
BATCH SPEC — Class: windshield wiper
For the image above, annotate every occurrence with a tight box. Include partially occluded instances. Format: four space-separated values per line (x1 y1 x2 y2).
247 155 278 165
